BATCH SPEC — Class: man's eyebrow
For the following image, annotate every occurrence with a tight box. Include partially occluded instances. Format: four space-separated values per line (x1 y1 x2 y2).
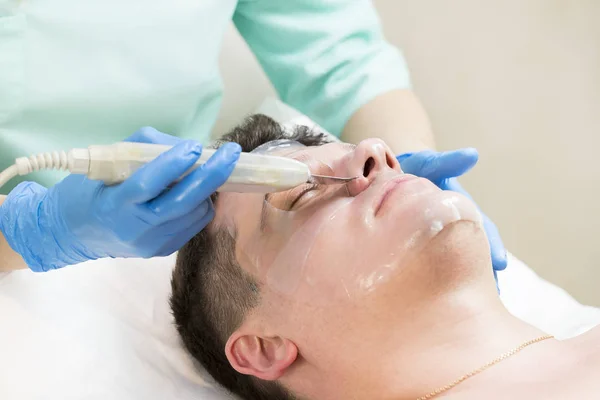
340 142 357 151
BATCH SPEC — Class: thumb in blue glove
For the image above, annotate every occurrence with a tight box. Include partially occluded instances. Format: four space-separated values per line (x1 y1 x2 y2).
0 127 241 272
397 148 507 273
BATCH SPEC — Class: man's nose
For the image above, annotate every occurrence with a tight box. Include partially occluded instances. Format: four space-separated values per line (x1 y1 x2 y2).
344 139 400 196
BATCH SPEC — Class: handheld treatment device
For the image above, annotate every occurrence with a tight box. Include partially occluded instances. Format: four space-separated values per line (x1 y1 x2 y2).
0 143 357 193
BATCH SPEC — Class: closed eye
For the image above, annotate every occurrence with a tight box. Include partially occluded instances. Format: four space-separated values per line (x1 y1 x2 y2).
289 183 320 209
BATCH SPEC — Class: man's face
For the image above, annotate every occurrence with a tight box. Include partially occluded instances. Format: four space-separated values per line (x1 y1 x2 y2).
218 138 481 303
215 138 482 379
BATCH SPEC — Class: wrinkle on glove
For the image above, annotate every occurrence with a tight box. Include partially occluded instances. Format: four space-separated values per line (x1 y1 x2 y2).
0 128 241 272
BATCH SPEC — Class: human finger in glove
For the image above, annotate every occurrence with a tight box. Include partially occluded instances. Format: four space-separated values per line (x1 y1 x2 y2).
397 148 507 277
0 127 241 272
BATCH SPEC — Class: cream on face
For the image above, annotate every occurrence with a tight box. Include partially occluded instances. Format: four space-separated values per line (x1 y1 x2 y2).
218 140 483 305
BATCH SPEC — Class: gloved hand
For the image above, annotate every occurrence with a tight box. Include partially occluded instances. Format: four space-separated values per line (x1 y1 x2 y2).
0 127 241 272
397 148 507 276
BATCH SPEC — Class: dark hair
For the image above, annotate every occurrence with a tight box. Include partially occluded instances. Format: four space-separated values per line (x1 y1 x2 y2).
170 115 331 400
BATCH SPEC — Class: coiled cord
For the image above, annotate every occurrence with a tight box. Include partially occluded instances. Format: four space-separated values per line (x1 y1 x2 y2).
17 151 70 174
0 151 70 189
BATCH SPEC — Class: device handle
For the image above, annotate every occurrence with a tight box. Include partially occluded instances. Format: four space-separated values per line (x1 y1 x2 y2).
85 143 310 193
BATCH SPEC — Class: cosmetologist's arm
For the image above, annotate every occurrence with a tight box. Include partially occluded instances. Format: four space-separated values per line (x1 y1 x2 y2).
0 195 28 272
342 88 435 153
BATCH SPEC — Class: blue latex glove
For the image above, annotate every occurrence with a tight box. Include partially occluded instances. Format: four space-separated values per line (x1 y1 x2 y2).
0 127 241 272
397 149 507 274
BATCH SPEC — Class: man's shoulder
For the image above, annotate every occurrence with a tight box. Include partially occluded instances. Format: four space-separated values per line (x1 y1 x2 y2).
568 325 600 358
436 334 600 400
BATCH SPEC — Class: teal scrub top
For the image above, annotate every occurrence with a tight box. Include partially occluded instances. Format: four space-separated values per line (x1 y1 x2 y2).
0 0 410 194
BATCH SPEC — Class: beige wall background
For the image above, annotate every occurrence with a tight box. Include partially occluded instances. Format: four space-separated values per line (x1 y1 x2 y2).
215 1 600 306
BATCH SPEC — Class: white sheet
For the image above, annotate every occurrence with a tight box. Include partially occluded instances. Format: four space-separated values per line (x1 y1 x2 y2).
0 256 235 400
498 254 600 339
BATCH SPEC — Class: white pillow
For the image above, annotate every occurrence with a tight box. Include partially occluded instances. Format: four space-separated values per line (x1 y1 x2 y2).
1 101 598 399
0 256 235 400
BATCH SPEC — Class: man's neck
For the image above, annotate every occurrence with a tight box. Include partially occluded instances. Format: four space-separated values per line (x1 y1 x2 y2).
369 284 546 400
356 225 549 400
289 224 557 400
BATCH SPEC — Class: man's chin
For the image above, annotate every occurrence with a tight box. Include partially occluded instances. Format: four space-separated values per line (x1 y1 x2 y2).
361 219 488 299
414 219 491 286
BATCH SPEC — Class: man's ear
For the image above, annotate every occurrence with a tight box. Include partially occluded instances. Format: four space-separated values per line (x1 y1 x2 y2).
225 330 298 381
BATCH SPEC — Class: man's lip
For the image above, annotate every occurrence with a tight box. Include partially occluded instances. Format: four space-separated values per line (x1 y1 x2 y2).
373 175 418 216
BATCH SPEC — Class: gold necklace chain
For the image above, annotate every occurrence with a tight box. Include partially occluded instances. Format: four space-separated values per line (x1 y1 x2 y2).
416 334 554 400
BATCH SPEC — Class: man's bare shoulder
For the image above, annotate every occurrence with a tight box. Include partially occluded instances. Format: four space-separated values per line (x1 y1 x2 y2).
568 325 600 360
439 330 600 400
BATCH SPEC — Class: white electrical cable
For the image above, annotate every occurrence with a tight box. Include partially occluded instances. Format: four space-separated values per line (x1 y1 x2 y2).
0 165 18 188
0 143 315 193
